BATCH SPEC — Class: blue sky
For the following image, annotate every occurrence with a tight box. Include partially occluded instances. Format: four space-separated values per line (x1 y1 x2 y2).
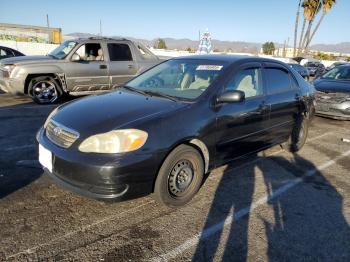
2 0 349 44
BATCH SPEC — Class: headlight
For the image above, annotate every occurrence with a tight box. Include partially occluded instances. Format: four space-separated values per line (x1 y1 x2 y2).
78 129 148 154
44 107 59 128
1 64 16 77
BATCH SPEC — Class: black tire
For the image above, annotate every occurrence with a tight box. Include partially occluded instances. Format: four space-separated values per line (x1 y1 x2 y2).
282 114 309 153
29 76 63 104
153 144 204 207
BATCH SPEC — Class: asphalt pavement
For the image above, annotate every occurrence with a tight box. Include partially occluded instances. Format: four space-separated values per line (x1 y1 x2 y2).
0 94 350 261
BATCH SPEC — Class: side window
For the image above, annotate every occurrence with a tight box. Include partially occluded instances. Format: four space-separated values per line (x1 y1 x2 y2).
107 43 133 61
74 43 103 61
265 68 291 95
0 48 10 58
225 68 263 98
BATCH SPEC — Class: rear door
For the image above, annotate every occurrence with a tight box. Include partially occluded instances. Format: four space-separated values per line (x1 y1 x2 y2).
262 63 301 145
215 62 270 165
106 42 138 86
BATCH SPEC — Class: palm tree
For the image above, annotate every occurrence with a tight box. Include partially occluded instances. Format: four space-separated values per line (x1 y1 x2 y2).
304 0 336 49
293 0 302 57
298 0 322 55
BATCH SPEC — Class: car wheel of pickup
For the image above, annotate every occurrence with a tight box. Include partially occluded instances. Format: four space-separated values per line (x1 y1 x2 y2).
153 144 204 207
282 113 309 153
29 76 62 104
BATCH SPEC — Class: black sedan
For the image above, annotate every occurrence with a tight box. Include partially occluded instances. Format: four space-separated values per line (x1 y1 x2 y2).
288 63 310 81
37 55 315 207
0 46 24 60
314 64 350 120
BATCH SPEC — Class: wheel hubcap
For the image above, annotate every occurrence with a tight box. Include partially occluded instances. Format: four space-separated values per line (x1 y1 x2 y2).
168 160 194 196
32 80 57 103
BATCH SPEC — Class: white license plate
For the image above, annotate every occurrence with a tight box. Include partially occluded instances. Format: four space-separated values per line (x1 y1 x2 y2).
39 144 52 172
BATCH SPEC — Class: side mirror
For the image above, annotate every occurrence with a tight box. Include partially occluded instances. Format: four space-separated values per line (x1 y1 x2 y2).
71 53 81 62
216 90 245 104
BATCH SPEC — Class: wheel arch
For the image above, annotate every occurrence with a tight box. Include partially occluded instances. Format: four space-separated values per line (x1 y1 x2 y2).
24 73 66 94
151 138 210 192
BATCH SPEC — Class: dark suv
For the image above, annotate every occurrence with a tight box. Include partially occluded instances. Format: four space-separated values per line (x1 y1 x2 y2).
304 61 325 77
37 55 315 207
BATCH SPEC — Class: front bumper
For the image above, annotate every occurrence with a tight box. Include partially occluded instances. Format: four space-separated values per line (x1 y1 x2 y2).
315 100 350 120
37 127 163 201
0 74 25 94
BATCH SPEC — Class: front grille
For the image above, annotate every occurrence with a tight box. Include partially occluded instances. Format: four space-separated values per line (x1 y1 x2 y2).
46 120 79 148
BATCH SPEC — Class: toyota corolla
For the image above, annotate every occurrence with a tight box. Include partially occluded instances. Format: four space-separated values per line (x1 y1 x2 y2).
37 55 315 207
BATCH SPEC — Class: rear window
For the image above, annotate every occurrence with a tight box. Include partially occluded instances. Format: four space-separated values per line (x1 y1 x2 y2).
265 68 292 94
108 43 133 61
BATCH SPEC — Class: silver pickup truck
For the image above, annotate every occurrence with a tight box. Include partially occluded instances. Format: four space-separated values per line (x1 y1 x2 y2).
0 37 161 104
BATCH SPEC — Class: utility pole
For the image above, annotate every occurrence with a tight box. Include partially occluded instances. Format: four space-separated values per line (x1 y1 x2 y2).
99 20 102 36
46 14 50 28
282 39 287 58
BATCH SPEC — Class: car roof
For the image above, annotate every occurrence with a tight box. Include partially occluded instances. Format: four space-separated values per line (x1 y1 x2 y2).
71 37 132 43
171 54 287 66
335 64 350 68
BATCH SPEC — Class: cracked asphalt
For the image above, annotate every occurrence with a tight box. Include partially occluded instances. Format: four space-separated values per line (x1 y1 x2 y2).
0 94 350 262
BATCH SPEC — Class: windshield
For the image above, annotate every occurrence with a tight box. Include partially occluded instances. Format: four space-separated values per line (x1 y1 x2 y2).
126 59 227 100
321 66 350 80
49 41 77 59
305 63 317 67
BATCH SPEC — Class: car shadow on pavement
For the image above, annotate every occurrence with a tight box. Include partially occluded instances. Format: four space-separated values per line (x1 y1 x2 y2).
192 153 350 261
0 166 43 199
0 94 83 198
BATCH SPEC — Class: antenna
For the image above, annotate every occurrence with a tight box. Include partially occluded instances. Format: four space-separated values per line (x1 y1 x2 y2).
99 19 102 36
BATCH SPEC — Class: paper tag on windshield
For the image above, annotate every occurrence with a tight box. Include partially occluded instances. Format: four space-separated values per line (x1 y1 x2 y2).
196 65 223 71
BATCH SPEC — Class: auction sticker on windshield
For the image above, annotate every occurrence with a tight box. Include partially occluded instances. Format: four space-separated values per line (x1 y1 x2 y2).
39 144 52 172
196 65 223 71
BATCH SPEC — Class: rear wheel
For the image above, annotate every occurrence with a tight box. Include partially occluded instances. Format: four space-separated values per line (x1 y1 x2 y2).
153 144 204 207
29 76 63 104
282 114 309 153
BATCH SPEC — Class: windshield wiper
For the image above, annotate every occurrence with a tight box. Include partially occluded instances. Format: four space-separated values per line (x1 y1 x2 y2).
143 90 178 102
48 54 58 59
122 86 178 102
121 85 150 96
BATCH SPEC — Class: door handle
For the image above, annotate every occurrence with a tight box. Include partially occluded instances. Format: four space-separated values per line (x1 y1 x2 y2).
100 64 107 69
128 64 134 69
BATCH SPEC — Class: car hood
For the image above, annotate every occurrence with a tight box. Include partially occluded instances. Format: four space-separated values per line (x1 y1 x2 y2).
51 91 184 136
314 79 350 93
0 55 55 65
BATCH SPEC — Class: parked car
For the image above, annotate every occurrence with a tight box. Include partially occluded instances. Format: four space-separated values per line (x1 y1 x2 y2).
304 61 325 77
0 37 161 104
314 64 350 120
37 55 315 207
288 63 310 81
325 61 349 72
0 46 25 60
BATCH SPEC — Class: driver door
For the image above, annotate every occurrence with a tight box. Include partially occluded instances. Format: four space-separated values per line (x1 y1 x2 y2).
215 62 270 165
65 42 110 93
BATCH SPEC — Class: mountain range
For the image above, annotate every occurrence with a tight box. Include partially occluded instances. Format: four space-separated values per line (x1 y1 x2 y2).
66 33 350 54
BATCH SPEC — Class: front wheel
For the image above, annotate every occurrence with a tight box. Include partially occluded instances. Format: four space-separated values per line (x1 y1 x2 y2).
282 114 309 153
153 144 204 207
29 76 63 104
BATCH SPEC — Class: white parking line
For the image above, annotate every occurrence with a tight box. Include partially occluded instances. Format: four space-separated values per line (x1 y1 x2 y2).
151 149 350 262
7 200 154 259
4 131 336 259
